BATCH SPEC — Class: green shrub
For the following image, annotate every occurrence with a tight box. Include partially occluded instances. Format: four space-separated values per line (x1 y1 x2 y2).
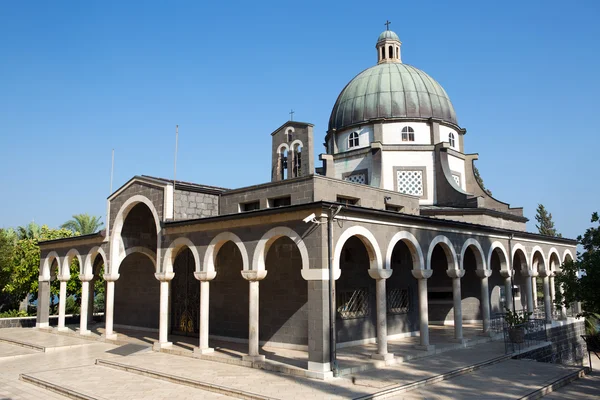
0 309 28 318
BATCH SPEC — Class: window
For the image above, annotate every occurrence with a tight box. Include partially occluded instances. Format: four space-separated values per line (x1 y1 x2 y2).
269 196 291 208
348 131 359 148
338 288 369 319
241 201 260 212
396 169 424 197
401 126 415 142
336 196 359 206
388 45 393 59
343 171 367 185
387 287 410 314
448 132 456 148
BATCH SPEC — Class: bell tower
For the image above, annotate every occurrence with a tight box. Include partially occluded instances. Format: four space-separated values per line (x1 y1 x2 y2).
377 21 402 64
270 121 314 182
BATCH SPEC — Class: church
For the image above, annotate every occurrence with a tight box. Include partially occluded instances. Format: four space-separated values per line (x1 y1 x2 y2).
36 26 576 379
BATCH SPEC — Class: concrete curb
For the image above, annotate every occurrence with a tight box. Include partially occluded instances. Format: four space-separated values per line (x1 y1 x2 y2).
0 336 46 352
518 367 588 400
20 374 99 400
96 358 276 400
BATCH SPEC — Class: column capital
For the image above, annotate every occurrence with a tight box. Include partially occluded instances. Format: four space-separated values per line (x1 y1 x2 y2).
57 275 71 282
500 269 513 278
103 273 120 282
155 272 175 282
521 269 538 278
301 268 341 281
241 270 267 281
475 269 492 279
38 275 50 282
446 268 465 279
538 269 552 278
194 271 216 281
412 268 433 280
79 274 94 282
368 268 393 280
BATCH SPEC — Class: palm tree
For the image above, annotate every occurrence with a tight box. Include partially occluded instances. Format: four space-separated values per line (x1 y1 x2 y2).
16 221 40 240
61 214 103 235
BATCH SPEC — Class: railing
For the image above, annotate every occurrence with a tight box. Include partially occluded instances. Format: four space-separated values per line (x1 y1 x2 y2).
503 317 548 354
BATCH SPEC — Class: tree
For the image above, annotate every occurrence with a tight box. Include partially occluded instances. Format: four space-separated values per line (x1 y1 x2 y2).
554 212 600 318
17 221 40 240
473 164 493 197
60 214 103 235
0 229 17 310
535 204 562 237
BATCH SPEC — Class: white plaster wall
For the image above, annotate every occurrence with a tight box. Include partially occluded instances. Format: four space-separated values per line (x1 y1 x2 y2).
334 152 374 183
382 122 431 145
447 154 466 191
381 150 435 204
335 125 373 153
439 126 460 151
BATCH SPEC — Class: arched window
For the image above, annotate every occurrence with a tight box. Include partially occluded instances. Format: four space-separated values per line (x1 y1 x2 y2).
401 126 415 142
348 131 359 148
448 132 456 148
381 47 385 60
388 46 393 59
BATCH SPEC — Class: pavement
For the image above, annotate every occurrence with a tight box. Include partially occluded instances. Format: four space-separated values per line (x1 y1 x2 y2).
0 327 596 400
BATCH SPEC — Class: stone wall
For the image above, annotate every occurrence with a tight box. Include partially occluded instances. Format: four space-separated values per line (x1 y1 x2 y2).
514 320 586 366
174 189 219 220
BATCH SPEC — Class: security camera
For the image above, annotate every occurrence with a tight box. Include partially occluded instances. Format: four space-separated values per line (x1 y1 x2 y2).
303 213 317 223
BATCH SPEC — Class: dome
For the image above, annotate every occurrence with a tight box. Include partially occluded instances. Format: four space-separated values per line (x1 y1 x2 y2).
377 30 399 42
328 63 457 132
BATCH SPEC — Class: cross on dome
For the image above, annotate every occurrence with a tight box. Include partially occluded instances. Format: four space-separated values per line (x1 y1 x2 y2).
385 20 391 30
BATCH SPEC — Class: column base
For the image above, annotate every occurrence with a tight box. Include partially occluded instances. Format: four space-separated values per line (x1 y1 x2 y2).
242 354 265 363
57 327 69 332
103 333 118 341
153 342 172 351
194 347 214 355
36 322 49 329
449 338 468 345
308 361 331 372
414 344 435 351
79 329 91 336
371 353 394 361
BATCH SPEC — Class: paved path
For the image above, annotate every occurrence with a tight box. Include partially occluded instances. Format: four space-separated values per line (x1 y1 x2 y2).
542 356 600 399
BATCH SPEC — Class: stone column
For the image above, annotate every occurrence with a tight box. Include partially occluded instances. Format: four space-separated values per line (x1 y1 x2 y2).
532 277 538 307
501 270 514 312
87 277 96 325
559 284 567 319
412 269 434 351
241 270 267 362
476 269 492 335
36 278 51 329
154 272 175 350
103 274 119 340
523 270 535 313
79 274 93 335
194 271 216 355
368 268 393 361
447 269 466 343
57 276 69 332
541 272 552 322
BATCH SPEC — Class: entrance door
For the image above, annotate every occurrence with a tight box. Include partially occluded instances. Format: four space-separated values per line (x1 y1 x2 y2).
171 248 199 336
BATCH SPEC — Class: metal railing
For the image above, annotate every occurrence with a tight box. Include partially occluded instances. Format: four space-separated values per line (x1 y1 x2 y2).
503 317 548 354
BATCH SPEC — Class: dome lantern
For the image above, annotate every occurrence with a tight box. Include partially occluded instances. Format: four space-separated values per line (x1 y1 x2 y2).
377 21 401 64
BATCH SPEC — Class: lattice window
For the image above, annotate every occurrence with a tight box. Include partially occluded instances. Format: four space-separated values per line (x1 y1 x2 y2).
338 288 369 319
396 170 423 197
344 173 366 185
452 174 460 186
387 287 410 314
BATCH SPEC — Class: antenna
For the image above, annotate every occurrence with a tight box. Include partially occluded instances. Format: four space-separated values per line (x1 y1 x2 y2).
110 149 115 194
173 125 179 217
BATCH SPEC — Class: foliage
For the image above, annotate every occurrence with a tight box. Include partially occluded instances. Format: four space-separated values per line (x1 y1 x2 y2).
585 313 600 335
0 309 29 318
60 214 103 235
65 296 80 315
94 292 105 313
17 222 40 240
555 212 600 316
535 204 562 237
504 308 532 327
473 164 493 197
0 229 18 310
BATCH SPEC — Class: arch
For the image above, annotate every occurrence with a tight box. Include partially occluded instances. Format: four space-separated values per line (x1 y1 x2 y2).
276 143 290 154
562 249 574 264
61 248 83 278
110 195 161 275
124 246 157 268
333 225 383 276
252 226 309 272
84 246 107 276
512 243 528 273
290 139 304 150
547 247 561 272
285 126 295 142
487 241 509 272
163 237 201 274
385 231 425 271
204 232 249 273
426 235 459 270
460 238 487 271
530 246 547 273
41 251 61 281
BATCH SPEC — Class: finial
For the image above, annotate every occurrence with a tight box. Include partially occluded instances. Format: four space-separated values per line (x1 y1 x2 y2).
385 20 391 30
289 109 295 121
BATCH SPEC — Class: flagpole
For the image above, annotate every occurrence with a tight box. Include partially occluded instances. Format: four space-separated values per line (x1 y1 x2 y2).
173 125 178 217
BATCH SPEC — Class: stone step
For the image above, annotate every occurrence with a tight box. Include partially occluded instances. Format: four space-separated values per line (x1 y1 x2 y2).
0 336 46 352
521 368 587 399
97 358 275 400
20 365 233 400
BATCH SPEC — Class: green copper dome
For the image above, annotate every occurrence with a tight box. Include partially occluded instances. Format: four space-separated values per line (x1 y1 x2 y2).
377 30 399 42
328 63 457 132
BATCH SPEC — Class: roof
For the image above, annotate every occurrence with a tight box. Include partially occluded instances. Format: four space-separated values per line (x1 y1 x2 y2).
141 175 228 194
328 63 457 133
377 30 400 42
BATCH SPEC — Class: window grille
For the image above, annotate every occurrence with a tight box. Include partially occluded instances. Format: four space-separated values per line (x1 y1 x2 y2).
452 174 460 186
344 173 366 185
397 170 424 196
402 126 415 142
387 287 410 314
348 131 359 148
338 288 369 319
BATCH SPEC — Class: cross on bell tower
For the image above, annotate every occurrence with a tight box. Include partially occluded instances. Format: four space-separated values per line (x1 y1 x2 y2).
289 109 295 121
385 20 391 30
376 23 402 64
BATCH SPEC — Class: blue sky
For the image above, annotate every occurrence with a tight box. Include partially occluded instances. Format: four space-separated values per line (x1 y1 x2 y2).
0 1 598 240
